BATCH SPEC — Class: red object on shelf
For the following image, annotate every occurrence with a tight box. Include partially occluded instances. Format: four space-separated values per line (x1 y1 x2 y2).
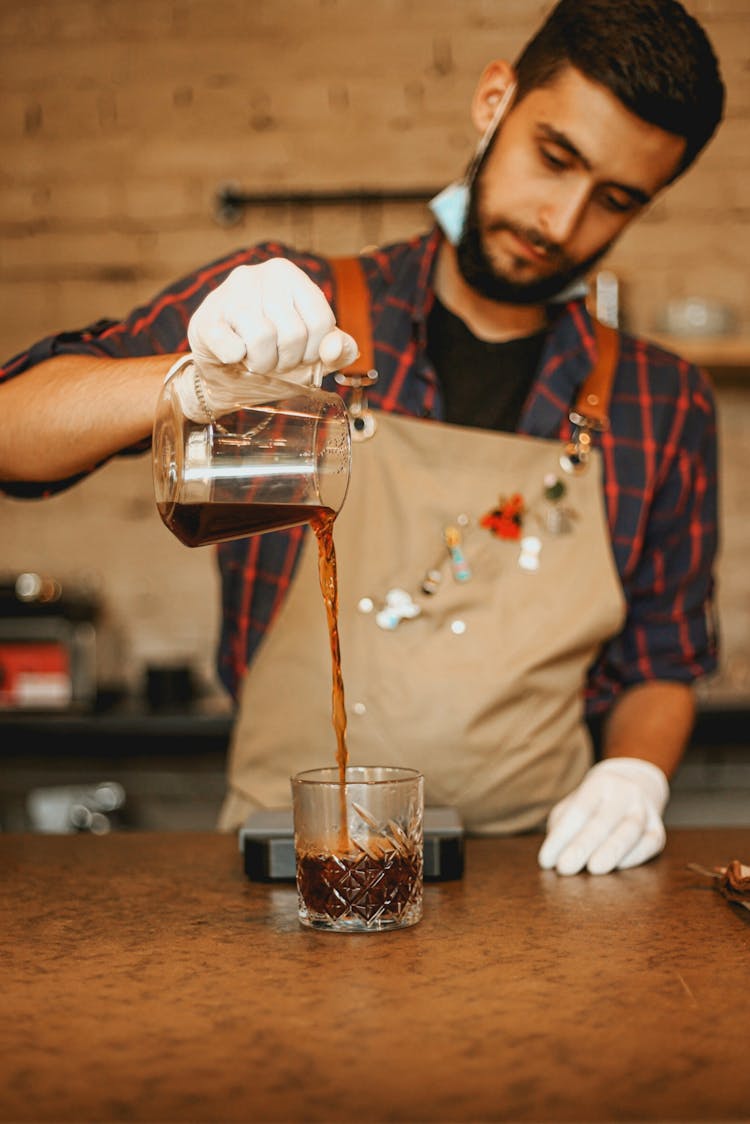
0 642 72 708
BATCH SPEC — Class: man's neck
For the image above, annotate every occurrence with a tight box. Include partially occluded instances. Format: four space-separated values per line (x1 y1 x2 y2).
434 241 547 342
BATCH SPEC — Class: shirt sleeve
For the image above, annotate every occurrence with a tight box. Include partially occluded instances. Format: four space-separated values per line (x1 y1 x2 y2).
586 358 720 714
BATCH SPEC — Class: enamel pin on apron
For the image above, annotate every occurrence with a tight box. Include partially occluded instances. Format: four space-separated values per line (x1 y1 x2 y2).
480 493 537 571
420 568 443 596
444 524 472 582
542 473 574 534
479 493 525 540
357 590 421 631
518 536 542 573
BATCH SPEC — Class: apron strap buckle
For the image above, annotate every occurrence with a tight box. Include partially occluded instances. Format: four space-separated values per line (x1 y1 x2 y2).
335 370 379 441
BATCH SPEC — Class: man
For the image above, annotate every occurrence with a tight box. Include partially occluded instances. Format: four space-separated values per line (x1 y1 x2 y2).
0 0 724 875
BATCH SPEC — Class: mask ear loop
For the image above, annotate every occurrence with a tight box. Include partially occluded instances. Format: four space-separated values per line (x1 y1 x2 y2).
467 80 518 186
429 81 517 243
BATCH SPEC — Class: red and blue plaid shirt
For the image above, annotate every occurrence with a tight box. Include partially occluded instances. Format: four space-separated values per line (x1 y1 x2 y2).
1 229 719 713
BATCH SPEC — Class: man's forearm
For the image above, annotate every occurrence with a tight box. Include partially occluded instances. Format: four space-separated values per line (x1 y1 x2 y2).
0 353 178 482
601 679 696 779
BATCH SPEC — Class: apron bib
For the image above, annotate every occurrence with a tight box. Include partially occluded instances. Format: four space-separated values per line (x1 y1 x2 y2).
219 411 625 834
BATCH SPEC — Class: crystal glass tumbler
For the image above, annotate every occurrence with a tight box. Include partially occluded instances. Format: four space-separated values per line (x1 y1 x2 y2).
291 766 424 932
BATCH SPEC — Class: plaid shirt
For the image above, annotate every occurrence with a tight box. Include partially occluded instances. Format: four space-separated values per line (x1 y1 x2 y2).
1 229 719 712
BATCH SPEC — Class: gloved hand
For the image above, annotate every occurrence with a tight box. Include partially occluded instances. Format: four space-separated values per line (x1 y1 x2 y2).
537 757 670 876
187 259 359 388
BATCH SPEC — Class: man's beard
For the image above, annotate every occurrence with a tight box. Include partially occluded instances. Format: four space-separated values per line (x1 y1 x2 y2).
456 171 611 305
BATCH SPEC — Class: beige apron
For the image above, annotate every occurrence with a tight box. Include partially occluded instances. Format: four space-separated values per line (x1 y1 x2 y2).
219 410 625 835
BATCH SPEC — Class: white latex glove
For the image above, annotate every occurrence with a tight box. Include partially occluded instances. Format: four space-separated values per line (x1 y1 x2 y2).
537 757 670 876
187 259 359 388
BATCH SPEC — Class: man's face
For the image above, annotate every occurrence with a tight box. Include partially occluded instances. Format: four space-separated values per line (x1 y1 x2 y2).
457 66 686 304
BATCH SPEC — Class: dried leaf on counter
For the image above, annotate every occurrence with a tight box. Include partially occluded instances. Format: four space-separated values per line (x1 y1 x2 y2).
688 860 750 911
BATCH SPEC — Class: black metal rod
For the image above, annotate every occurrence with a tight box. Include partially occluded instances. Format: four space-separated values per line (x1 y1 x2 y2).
214 183 438 225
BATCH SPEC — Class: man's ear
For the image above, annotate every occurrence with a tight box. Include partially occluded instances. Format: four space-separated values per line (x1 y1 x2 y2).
471 60 517 133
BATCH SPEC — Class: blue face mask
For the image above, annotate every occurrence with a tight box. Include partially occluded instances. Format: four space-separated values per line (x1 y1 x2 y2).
428 181 470 246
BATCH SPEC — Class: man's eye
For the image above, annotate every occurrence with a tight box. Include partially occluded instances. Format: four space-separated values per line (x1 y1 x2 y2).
600 192 636 214
540 147 569 170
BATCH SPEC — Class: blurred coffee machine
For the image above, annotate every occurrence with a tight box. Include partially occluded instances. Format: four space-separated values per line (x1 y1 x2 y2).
0 573 98 710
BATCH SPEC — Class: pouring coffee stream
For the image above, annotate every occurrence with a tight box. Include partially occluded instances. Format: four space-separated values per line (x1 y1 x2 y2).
310 507 351 850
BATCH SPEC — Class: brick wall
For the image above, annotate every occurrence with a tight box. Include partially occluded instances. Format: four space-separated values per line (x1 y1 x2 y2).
3 0 748 348
1 0 748 697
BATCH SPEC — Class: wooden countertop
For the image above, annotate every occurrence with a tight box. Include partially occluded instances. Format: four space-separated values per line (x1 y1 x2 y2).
2 829 749 1123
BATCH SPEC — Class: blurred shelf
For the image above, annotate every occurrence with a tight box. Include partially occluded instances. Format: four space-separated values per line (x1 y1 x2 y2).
649 334 750 377
1 696 747 758
0 700 234 759
692 699 750 748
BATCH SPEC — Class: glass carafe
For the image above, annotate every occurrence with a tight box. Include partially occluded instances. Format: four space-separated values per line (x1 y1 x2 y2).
153 359 351 548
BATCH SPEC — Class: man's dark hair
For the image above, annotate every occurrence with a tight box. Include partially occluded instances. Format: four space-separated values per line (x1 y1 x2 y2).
513 0 725 180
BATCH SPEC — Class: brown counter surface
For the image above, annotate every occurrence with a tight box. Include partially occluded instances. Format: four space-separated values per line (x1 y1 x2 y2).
2 829 749 1123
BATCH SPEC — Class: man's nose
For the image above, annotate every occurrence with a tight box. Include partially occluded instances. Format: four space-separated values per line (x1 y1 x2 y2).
539 183 590 247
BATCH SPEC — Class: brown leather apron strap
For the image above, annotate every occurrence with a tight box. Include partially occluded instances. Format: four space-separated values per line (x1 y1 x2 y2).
329 257 376 376
571 320 619 431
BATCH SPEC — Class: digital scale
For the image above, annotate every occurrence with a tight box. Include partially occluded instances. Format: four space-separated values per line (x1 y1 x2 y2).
239 806 464 882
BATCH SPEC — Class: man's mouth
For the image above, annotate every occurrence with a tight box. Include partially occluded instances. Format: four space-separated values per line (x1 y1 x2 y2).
489 223 563 268
507 230 551 263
